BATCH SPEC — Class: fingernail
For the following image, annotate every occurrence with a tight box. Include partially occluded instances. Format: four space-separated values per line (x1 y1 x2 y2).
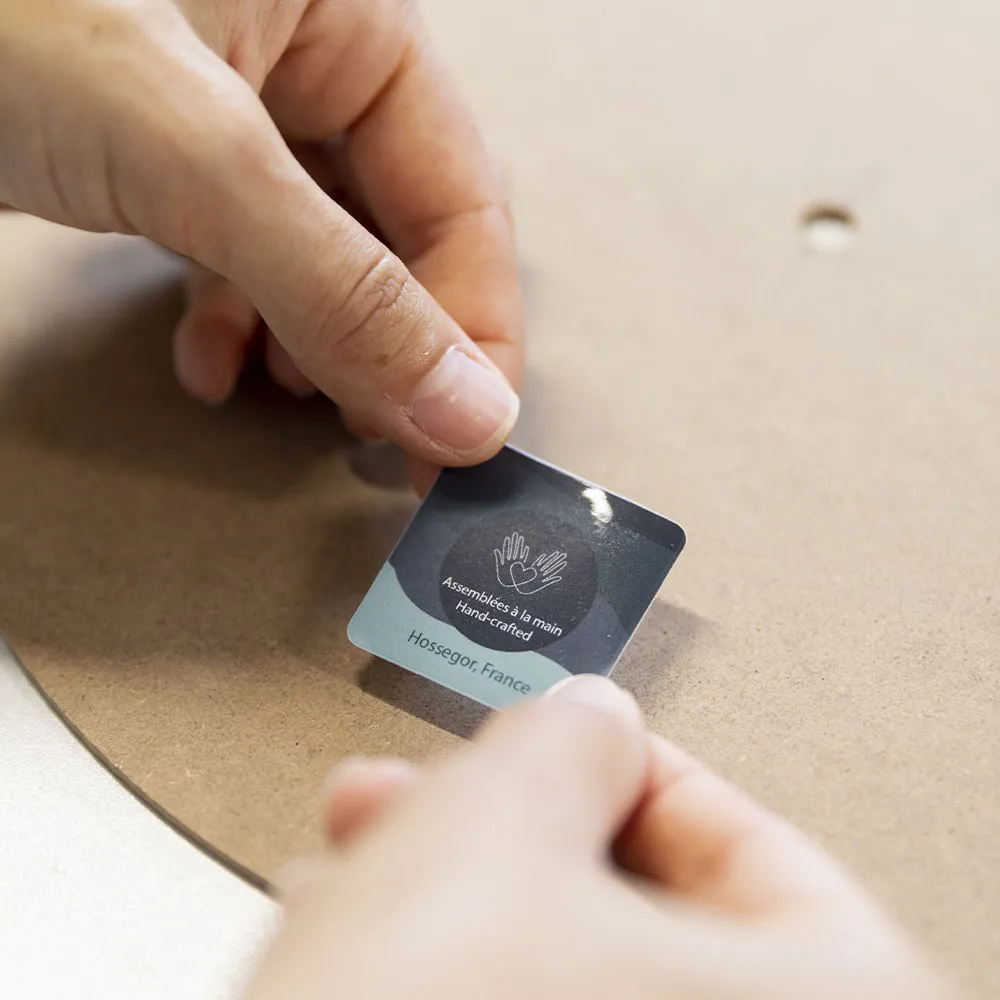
409 349 519 454
320 756 368 795
321 756 415 799
544 675 634 714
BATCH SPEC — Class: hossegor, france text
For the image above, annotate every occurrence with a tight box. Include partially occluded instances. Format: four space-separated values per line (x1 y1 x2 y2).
406 630 531 695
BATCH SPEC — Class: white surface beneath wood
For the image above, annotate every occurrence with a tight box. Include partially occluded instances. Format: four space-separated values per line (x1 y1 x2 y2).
0 639 277 1000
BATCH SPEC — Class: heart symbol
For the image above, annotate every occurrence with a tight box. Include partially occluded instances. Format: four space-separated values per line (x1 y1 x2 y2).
509 562 538 590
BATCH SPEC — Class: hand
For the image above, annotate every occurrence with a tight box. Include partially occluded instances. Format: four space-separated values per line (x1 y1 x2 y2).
516 549 567 594
244 677 952 1000
0 0 522 483
494 531 530 589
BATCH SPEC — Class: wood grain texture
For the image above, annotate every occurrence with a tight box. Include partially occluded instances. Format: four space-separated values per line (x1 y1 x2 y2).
0 1 997 995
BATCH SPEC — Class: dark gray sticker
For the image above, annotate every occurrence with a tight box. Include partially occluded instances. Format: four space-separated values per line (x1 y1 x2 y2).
348 446 686 709
439 510 599 652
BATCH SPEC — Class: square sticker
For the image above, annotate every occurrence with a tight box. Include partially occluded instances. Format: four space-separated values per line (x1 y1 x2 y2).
348 446 686 710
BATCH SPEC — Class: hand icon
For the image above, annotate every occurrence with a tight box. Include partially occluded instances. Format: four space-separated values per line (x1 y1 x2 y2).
494 532 530 589
516 551 568 595
494 532 567 595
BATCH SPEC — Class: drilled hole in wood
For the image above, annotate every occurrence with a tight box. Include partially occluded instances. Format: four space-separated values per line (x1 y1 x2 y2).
802 204 856 251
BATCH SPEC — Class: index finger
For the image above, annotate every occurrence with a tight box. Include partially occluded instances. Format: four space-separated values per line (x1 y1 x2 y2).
262 0 524 386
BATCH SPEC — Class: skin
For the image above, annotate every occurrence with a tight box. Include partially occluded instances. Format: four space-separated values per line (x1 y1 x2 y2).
245 676 955 1000
0 0 524 488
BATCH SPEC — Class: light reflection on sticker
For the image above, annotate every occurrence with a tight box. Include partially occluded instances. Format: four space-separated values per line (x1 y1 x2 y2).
582 487 613 525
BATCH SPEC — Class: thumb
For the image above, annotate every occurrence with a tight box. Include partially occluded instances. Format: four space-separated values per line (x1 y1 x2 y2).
220 164 520 464
416 676 648 858
133 56 518 465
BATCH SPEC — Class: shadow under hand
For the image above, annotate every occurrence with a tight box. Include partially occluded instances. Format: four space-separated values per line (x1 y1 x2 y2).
358 658 490 739
0 235 408 672
603 599 705 716
3 240 351 500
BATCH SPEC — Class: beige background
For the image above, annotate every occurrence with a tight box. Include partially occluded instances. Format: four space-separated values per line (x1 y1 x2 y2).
0 1 997 996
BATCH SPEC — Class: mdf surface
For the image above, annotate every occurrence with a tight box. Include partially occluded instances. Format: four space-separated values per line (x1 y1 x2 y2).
0 1 997 996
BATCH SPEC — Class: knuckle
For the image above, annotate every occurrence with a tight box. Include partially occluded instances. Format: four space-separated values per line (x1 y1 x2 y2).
205 106 266 162
324 252 427 370
155 96 279 262
142 109 262 262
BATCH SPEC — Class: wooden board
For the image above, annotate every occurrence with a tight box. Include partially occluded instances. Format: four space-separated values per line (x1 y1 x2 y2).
1 1 997 995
